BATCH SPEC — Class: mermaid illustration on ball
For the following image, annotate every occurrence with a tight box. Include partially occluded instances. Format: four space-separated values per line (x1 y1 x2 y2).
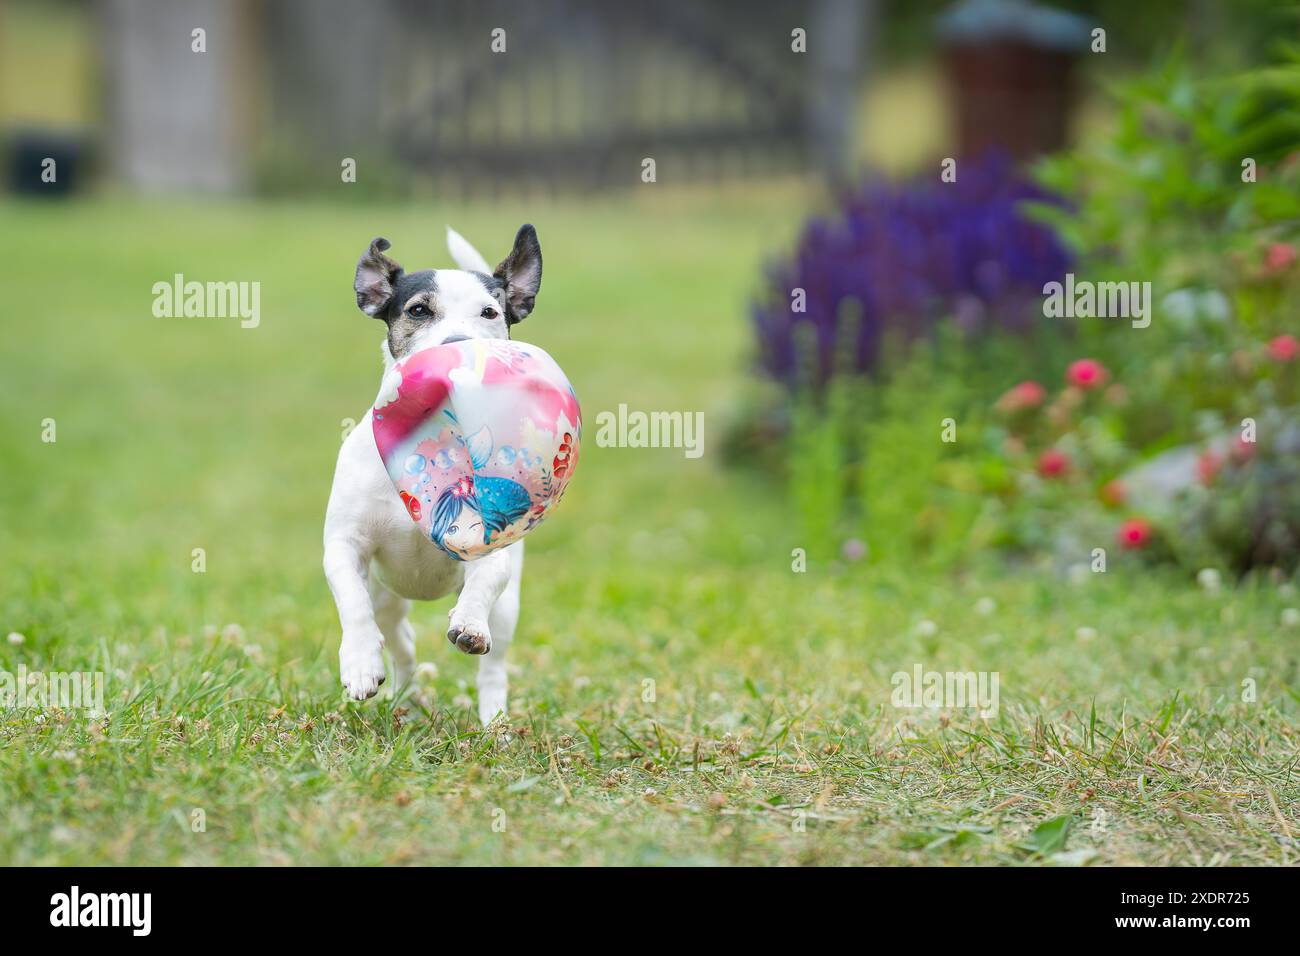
429 426 532 560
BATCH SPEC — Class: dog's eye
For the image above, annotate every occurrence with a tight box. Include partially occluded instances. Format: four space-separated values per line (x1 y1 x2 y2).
409 303 430 317
480 306 499 320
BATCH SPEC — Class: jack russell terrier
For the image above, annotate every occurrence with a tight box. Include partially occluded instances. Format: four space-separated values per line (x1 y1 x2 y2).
323 225 542 725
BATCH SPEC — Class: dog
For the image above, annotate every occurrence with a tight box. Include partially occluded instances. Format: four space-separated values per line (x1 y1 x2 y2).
323 224 542 725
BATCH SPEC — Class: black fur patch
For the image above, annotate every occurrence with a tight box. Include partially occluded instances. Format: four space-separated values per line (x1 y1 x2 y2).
383 270 437 358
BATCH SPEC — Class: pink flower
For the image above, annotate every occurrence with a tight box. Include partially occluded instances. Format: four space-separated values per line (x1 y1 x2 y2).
1066 359 1108 390
1263 243 1297 275
1267 334 1298 362
1117 518 1152 550
996 380 1047 413
1037 449 1069 478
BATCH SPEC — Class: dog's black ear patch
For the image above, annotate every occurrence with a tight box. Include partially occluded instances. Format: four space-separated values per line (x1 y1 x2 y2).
355 237 403 317
493 224 542 324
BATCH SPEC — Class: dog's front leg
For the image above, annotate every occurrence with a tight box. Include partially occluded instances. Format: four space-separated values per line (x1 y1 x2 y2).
324 537 387 700
446 547 513 657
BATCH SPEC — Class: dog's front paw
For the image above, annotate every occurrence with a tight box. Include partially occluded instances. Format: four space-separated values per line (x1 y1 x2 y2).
340 639 387 700
446 617 492 656
478 689 508 727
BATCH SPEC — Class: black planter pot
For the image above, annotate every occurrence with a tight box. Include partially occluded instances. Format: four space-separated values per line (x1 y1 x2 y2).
7 128 88 197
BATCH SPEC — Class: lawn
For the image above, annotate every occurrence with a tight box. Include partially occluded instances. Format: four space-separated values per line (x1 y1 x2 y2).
0 191 1296 866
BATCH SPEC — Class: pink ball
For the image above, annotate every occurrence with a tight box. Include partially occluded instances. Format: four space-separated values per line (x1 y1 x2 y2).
372 340 581 560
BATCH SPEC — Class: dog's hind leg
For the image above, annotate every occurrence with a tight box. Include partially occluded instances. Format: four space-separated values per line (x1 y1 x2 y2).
477 544 523 727
370 574 416 696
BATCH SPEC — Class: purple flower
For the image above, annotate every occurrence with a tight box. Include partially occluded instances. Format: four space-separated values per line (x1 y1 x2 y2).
752 153 1072 392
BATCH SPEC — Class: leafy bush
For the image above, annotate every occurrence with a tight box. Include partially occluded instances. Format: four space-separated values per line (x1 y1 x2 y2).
992 53 1300 574
982 342 1298 571
758 53 1300 577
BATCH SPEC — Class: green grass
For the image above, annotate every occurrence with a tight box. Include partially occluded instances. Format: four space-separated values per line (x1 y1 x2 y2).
1 191 1297 865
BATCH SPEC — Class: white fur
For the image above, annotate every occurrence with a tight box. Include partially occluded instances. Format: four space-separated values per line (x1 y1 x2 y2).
324 229 521 725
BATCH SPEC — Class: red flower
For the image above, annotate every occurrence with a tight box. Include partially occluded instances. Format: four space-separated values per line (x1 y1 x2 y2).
1197 450 1222 485
1066 359 1108 390
1037 449 1069 478
1117 518 1152 550
1263 243 1297 275
996 380 1046 413
1100 480 1126 507
1267 334 1298 362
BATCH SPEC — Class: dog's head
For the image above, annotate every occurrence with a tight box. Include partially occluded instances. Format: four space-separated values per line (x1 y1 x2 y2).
354 224 542 364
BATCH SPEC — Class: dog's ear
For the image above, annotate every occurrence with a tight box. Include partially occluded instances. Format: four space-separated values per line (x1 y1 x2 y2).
355 237 403 317
493 224 542 324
